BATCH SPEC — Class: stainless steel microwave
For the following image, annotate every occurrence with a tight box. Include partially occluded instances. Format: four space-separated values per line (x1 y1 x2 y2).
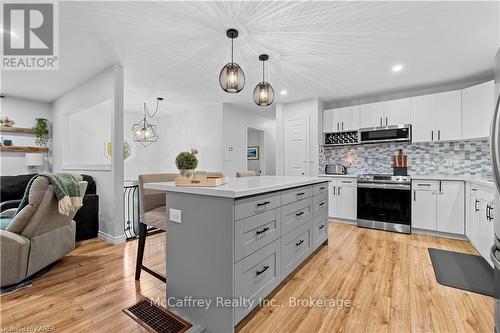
359 124 411 144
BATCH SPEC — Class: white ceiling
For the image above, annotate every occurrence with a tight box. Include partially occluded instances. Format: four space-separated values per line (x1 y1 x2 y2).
1 1 499 112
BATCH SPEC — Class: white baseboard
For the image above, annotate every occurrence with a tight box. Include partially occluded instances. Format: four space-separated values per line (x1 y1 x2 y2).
98 231 126 245
411 228 467 240
328 218 357 226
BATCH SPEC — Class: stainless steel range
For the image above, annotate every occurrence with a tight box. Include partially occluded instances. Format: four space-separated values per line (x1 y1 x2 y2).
357 174 411 234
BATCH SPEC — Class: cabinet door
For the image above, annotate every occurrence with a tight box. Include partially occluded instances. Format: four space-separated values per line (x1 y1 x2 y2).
436 181 464 234
328 181 337 218
412 190 437 230
478 200 494 264
462 81 495 139
337 185 357 220
384 98 411 126
469 197 482 251
434 90 462 141
323 109 336 133
337 105 360 131
360 102 384 128
411 94 435 142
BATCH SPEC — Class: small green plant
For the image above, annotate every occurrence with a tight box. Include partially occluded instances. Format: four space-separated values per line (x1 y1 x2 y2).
175 148 198 170
35 118 49 146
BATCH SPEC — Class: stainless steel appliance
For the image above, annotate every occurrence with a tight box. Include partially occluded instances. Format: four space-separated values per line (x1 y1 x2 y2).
490 47 500 333
324 130 358 146
357 174 411 234
325 164 347 175
359 124 411 144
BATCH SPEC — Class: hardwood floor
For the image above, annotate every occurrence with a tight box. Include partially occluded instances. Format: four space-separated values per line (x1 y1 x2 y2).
0 222 494 333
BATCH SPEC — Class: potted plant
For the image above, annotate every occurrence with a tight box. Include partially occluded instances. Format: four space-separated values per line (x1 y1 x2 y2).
35 118 49 147
175 148 198 178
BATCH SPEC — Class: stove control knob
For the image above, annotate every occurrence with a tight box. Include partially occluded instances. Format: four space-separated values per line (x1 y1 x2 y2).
395 176 401 181
402 177 408 181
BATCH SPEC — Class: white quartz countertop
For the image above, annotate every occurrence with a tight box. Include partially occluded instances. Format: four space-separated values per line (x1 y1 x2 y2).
143 176 329 198
318 174 358 179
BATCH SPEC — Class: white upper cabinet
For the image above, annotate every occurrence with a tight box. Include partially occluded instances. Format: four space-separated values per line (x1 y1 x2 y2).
411 90 461 142
383 98 412 126
323 106 360 132
434 90 462 141
462 80 495 139
411 94 435 142
360 102 384 128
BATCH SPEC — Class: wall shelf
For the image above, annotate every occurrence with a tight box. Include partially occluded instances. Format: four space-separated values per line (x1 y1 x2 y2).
0 146 48 153
0 126 36 134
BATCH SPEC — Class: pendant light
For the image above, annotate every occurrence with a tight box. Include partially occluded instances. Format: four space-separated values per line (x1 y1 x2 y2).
253 54 274 106
219 29 245 93
132 98 162 147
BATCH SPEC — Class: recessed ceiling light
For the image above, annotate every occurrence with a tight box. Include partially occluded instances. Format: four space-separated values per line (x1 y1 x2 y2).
280 90 287 95
392 64 404 73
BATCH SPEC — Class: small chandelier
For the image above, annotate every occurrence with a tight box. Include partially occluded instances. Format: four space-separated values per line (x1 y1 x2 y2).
219 29 245 93
132 97 162 147
253 54 274 106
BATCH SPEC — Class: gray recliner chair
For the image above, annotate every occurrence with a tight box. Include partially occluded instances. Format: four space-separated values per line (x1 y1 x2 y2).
0 177 87 287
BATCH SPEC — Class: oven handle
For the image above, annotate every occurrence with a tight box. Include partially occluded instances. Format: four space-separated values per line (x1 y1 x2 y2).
357 183 411 191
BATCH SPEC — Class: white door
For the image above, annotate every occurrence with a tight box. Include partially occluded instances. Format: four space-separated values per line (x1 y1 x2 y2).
360 102 384 128
434 90 462 141
478 200 494 263
328 181 337 218
384 98 411 126
337 185 357 220
411 94 435 142
323 109 336 133
462 81 495 139
286 117 309 176
436 181 464 234
469 195 482 251
412 190 437 230
337 105 360 131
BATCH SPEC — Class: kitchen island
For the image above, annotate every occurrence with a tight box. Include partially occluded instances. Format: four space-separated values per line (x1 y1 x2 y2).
144 176 329 333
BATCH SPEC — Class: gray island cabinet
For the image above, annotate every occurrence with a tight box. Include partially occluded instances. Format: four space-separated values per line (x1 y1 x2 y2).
144 176 329 333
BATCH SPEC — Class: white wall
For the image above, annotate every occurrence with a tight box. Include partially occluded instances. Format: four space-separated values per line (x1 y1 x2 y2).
276 98 322 176
223 104 276 177
0 97 51 175
52 65 125 245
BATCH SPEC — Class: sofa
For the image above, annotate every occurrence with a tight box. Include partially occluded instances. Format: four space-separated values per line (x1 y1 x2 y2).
1 177 87 287
0 173 99 241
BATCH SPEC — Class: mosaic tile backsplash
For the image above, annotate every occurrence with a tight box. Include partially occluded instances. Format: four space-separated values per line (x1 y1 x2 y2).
319 138 492 178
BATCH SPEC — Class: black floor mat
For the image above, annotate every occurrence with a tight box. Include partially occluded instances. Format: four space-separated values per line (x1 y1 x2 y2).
428 248 494 297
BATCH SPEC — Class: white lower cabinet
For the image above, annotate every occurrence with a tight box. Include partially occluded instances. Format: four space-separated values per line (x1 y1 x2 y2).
412 180 464 234
467 184 495 266
328 178 357 220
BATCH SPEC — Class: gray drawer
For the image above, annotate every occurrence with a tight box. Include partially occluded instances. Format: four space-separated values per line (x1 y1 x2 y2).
281 223 311 278
235 192 282 221
282 185 313 206
312 215 328 250
281 198 313 235
412 180 439 191
234 239 281 324
312 182 328 196
312 193 328 218
235 208 281 262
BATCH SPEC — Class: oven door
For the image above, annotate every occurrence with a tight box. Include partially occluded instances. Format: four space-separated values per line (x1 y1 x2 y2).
357 183 411 233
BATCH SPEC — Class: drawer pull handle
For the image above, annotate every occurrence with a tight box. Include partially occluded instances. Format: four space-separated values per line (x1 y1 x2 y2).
297 192 305 196
256 227 269 235
256 265 269 276
257 201 271 207
417 184 431 187
319 202 325 207
319 224 325 229
319 187 325 190
295 240 304 246
295 212 305 217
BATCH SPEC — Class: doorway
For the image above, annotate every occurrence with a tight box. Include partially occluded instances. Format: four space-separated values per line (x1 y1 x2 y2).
246 126 265 175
